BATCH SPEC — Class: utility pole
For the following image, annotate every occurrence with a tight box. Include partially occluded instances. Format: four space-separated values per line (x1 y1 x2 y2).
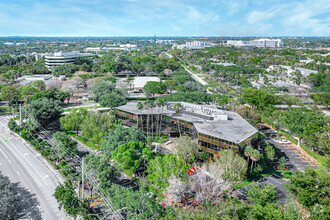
25 103 27 120
19 104 22 135
78 181 81 200
82 157 84 201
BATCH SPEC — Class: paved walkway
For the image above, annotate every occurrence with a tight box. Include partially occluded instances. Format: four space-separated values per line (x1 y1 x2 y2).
183 66 212 94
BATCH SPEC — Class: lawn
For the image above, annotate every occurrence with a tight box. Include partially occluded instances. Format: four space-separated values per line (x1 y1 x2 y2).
66 131 100 151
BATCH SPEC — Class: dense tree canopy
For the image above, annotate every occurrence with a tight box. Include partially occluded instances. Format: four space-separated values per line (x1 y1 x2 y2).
28 98 62 127
241 87 276 109
99 92 127 109
102 124 146 155
52 132 78 159
89 80 115 102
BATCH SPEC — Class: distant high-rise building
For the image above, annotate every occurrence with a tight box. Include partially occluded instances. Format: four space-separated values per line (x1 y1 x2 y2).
175 41 214 50
45 51 93 69
226 39 283 48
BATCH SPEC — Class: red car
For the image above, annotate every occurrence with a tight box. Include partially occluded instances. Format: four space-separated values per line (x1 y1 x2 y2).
276 165 288 170
187 167 200 175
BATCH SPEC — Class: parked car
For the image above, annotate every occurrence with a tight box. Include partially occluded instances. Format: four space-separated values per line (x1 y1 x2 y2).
187 167 200 175
279 139 291 144
267 129 277 134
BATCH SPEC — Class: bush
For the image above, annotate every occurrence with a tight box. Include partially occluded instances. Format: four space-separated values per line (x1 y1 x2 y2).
8 119 19 132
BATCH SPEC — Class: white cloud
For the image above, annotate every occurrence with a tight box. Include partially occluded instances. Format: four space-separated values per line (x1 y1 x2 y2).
247 9 279 24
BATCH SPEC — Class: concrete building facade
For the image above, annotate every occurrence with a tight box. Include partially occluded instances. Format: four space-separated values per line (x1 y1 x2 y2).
45 51 93 69
226 39 283 48
115 102 258 155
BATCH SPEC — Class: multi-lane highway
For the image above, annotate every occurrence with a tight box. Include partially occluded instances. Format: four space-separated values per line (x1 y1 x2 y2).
0 115 70 220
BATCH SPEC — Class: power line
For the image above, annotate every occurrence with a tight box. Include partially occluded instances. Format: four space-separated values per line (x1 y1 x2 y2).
25 114 124 219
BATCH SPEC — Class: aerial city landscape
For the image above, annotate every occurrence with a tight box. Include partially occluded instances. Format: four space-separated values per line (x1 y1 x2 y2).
0 0 329 219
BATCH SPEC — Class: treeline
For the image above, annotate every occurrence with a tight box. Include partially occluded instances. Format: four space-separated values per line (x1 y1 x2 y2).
241 87 330 153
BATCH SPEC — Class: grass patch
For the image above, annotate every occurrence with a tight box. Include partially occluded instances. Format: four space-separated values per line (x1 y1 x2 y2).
66 131 100 151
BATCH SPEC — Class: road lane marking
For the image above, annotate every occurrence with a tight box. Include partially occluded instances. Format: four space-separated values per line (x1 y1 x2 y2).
16 171 20 176
0 135 43 188
1 134 50 187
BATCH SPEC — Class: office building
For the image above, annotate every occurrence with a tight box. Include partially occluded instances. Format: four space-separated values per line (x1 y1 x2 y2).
45 51 93 69
115 102 258 154
226 39 283 48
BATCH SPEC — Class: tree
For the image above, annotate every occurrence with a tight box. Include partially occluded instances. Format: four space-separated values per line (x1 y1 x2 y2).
174 136 198 164
0 86 17 100
241 87 275 109
108 184 164 219
279 156 287 170
143 81 166 97
208 150 247 182
147 154 189 194
280 94 302 107
250 149 261 173
244 146 253 170
17 86 38 99
53 181 86 218
164 79 176 94
99 93 127 109
316 125 330 153
136 101 144 130
235 106 261 125
102 124 146 155
28 98 62 127
80 112 115 146
60 108 88 136
265 145 275 161
0 171 16 219
249 202 302 220
285 167 330 211
173 103 183 136
84 154 120 191
52 132 77 160
281 107 328 147
112 141 153 172
247 183 276 206
31 80 46 91
89 80 115 101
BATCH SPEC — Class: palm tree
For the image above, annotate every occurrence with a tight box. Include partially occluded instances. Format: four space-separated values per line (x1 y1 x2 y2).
145 100 150 140
173 103 183 137
155 99 166 139
150 100 155 140
250 149 261 173
159 99 166 139
136 101 144 131
244 146 253 170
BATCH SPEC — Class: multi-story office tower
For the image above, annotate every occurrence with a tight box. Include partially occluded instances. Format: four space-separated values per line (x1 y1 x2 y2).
45 51 93 69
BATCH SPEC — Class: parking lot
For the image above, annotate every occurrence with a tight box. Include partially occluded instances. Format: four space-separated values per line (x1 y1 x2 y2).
234 174 290 204
258 123 318 172
269 139 317 172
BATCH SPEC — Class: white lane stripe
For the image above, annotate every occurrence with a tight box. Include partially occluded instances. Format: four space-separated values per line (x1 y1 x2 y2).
0 131 50 187
0 135 43 188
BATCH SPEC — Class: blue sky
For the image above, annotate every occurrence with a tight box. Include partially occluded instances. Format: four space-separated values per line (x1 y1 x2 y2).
0 0 329 36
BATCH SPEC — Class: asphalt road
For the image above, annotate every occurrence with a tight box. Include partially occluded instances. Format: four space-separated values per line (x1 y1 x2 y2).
0 115 70 220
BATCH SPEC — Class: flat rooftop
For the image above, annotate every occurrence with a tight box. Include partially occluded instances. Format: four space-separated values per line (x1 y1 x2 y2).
45 51 93 59
133 77 160 88
116 102 257 144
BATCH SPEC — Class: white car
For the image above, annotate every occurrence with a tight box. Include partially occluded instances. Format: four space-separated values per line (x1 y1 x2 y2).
279 139 291 144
